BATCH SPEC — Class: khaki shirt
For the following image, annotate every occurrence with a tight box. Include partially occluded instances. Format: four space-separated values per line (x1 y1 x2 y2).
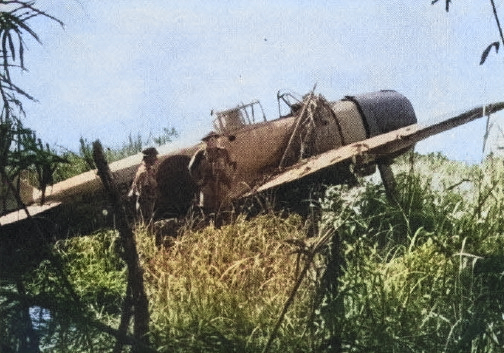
128 160 158 200
189 147 234 186
188 146 236 210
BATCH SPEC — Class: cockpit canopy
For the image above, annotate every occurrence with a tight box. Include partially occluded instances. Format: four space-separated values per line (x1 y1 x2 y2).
212 100 266 134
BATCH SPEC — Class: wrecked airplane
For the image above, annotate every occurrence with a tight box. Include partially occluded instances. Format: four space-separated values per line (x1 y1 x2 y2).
1 89 503 228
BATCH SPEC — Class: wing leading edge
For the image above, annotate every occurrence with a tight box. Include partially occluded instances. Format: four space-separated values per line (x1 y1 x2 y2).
246 101 504 195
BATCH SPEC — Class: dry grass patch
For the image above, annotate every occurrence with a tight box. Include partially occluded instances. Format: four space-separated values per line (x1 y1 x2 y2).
136 214 314 352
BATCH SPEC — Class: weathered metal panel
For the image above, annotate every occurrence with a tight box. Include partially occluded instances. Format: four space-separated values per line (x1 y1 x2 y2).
330 100 368 145
223 117 296 177
345 90 417 137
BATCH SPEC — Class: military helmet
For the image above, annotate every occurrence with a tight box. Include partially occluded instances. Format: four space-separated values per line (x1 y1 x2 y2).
142 147 159 157
201 131 221 141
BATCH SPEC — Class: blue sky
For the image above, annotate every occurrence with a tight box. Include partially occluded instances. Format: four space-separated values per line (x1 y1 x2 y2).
13 0 504 163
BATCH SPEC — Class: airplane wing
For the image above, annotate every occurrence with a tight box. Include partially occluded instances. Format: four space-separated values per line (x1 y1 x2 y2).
0 202 62 227
245 101 504 195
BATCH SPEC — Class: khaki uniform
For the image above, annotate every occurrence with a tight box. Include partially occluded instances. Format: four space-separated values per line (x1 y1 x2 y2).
128 160 158 221
188 146 236 214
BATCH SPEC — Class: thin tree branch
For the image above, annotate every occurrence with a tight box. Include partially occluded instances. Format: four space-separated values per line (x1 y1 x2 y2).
490 0 504 47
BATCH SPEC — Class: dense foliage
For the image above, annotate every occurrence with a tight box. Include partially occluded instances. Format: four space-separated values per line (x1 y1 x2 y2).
0 2 66 210
318 153 504 352
4 152 504 352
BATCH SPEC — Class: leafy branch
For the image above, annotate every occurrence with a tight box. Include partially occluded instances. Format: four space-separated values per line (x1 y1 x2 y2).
0 1 66 209
432 0 504 65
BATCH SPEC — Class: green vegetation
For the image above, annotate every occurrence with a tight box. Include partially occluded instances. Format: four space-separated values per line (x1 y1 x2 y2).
0 2 66 211
53 128 179 183
5 152 504 352
317 153 504 352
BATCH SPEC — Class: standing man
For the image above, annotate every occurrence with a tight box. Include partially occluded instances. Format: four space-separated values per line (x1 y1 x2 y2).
128 147 159 223
188 131 237 217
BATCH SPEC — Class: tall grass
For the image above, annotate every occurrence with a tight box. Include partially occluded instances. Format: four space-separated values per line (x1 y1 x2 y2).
136 215 315 352
314 153 504 352
16 152 504 352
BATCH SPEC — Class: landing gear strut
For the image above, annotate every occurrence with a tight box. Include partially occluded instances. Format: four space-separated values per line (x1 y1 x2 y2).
378 161 398 204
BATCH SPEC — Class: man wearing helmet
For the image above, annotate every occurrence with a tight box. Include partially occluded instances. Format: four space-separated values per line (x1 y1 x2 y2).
188 131 237 216
128 147 159 222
